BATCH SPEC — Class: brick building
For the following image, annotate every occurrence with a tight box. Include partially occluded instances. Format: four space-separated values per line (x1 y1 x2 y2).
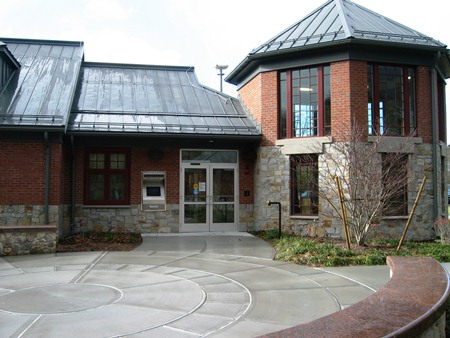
1 0 449 242
226 0 450 239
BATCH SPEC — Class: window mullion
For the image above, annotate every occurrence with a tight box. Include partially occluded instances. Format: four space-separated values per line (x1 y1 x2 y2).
373 65 380 135
318 66 324 136
403 67 410 136
286 71 293 139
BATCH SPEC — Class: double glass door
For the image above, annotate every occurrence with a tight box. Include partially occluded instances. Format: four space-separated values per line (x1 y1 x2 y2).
181 163 238 232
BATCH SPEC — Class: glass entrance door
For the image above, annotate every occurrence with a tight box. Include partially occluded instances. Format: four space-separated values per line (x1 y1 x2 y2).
180 151 238 232
182 167 209 232
210 167 236 232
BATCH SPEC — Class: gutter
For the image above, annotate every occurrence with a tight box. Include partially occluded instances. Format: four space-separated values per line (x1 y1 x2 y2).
430 62 439 221
44 131 50 224
70 135 76 233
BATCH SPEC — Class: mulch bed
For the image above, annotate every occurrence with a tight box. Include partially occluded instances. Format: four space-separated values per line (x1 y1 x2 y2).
56 232 143 252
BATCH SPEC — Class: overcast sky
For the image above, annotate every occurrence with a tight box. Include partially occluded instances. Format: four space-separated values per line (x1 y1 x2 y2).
1 0 449 131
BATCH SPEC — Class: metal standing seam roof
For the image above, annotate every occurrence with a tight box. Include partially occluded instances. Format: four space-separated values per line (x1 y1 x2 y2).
68 63 261 137
227 0 448 84
0 38 84 129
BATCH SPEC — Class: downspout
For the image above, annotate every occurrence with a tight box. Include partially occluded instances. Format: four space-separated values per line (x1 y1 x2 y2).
70 135 76 233
44 132 50 224
431 66 438 221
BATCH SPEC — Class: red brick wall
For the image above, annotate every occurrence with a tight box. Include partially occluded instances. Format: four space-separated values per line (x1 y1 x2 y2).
50 143 64 205
239 157 255 204
239 74 263 125
75 147 252 205
330 60 367 142
131 148 180 204
237 61 434 145
260 71 279 146
0 141 64 205
416 66 432 143
75 147 180 205
239 71 278 146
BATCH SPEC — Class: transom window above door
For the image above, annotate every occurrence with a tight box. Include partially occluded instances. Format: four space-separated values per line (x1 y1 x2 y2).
181 150 238 164
279 65 331 139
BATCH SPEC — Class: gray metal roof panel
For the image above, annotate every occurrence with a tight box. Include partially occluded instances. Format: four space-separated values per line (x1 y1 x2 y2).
251 0 445 56
69 63 260 136
0 38 84 129
227 0 447 85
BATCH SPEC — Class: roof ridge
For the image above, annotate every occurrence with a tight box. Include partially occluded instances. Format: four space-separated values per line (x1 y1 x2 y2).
249 0 334 55
334 0 354 38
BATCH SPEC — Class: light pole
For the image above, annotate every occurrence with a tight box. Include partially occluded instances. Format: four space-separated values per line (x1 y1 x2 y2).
216 64 228 93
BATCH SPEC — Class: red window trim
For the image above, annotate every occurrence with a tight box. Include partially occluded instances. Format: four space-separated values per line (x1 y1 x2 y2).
84 148 131 206
280 65 330 139
290 155 319 216
369 63 416 136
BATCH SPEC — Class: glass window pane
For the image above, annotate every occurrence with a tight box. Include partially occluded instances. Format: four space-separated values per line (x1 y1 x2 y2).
184 168 207 202
89 154 104 169
184 205 206 224
110 174 125 200
213 169 234 202
280 73 287 138
181 150 237 163
291 155 318 215
88 174 104 200
408 68 416 133
110 153 126 169
383 154 408 215
324 66 331 135
213 204 235 223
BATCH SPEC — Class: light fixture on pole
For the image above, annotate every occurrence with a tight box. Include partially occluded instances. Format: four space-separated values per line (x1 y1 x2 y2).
216 64 228 92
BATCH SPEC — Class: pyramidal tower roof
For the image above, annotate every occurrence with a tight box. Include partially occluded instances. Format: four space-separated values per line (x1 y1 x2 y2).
227 0 449 85
251 0 445 56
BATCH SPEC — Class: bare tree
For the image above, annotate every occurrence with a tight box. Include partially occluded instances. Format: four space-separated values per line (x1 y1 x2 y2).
292 125 413 246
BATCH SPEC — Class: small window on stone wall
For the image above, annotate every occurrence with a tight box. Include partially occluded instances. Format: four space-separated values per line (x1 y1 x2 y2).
382 153 408 216
290 155 318 216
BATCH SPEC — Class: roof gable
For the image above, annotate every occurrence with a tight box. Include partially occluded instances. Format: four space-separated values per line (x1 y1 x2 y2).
0 38 84 130
0 42 20 93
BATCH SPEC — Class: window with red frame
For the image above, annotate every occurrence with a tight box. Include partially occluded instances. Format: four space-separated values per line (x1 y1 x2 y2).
382 153 408 216
368 64 416 136
291 155 319 216
84 149 130 205
279 65 330 138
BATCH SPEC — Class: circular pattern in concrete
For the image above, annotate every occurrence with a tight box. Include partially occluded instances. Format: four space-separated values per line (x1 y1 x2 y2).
0 284 122 314
0 256 252 337
0 244 388 337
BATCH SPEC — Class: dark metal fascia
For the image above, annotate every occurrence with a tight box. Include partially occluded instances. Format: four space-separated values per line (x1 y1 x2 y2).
66 129 262 140
227 38 446 87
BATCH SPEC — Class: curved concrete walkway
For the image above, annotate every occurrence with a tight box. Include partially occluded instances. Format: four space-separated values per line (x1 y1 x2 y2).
1 233 393 337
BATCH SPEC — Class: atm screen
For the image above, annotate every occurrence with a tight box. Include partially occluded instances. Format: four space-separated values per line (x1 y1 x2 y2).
146 186 161 197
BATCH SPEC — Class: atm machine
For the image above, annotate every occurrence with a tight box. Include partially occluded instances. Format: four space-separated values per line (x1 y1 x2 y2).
141 171 166 211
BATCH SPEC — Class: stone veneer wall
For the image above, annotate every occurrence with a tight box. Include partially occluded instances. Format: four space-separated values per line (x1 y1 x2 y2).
74 204 253 233
253 143 443 240
0 205 61 226
74 204 180 233
0 203 254 235
0 226 57 255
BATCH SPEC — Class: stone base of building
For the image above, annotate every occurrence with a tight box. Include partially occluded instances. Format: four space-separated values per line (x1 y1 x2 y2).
0 225 57 256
